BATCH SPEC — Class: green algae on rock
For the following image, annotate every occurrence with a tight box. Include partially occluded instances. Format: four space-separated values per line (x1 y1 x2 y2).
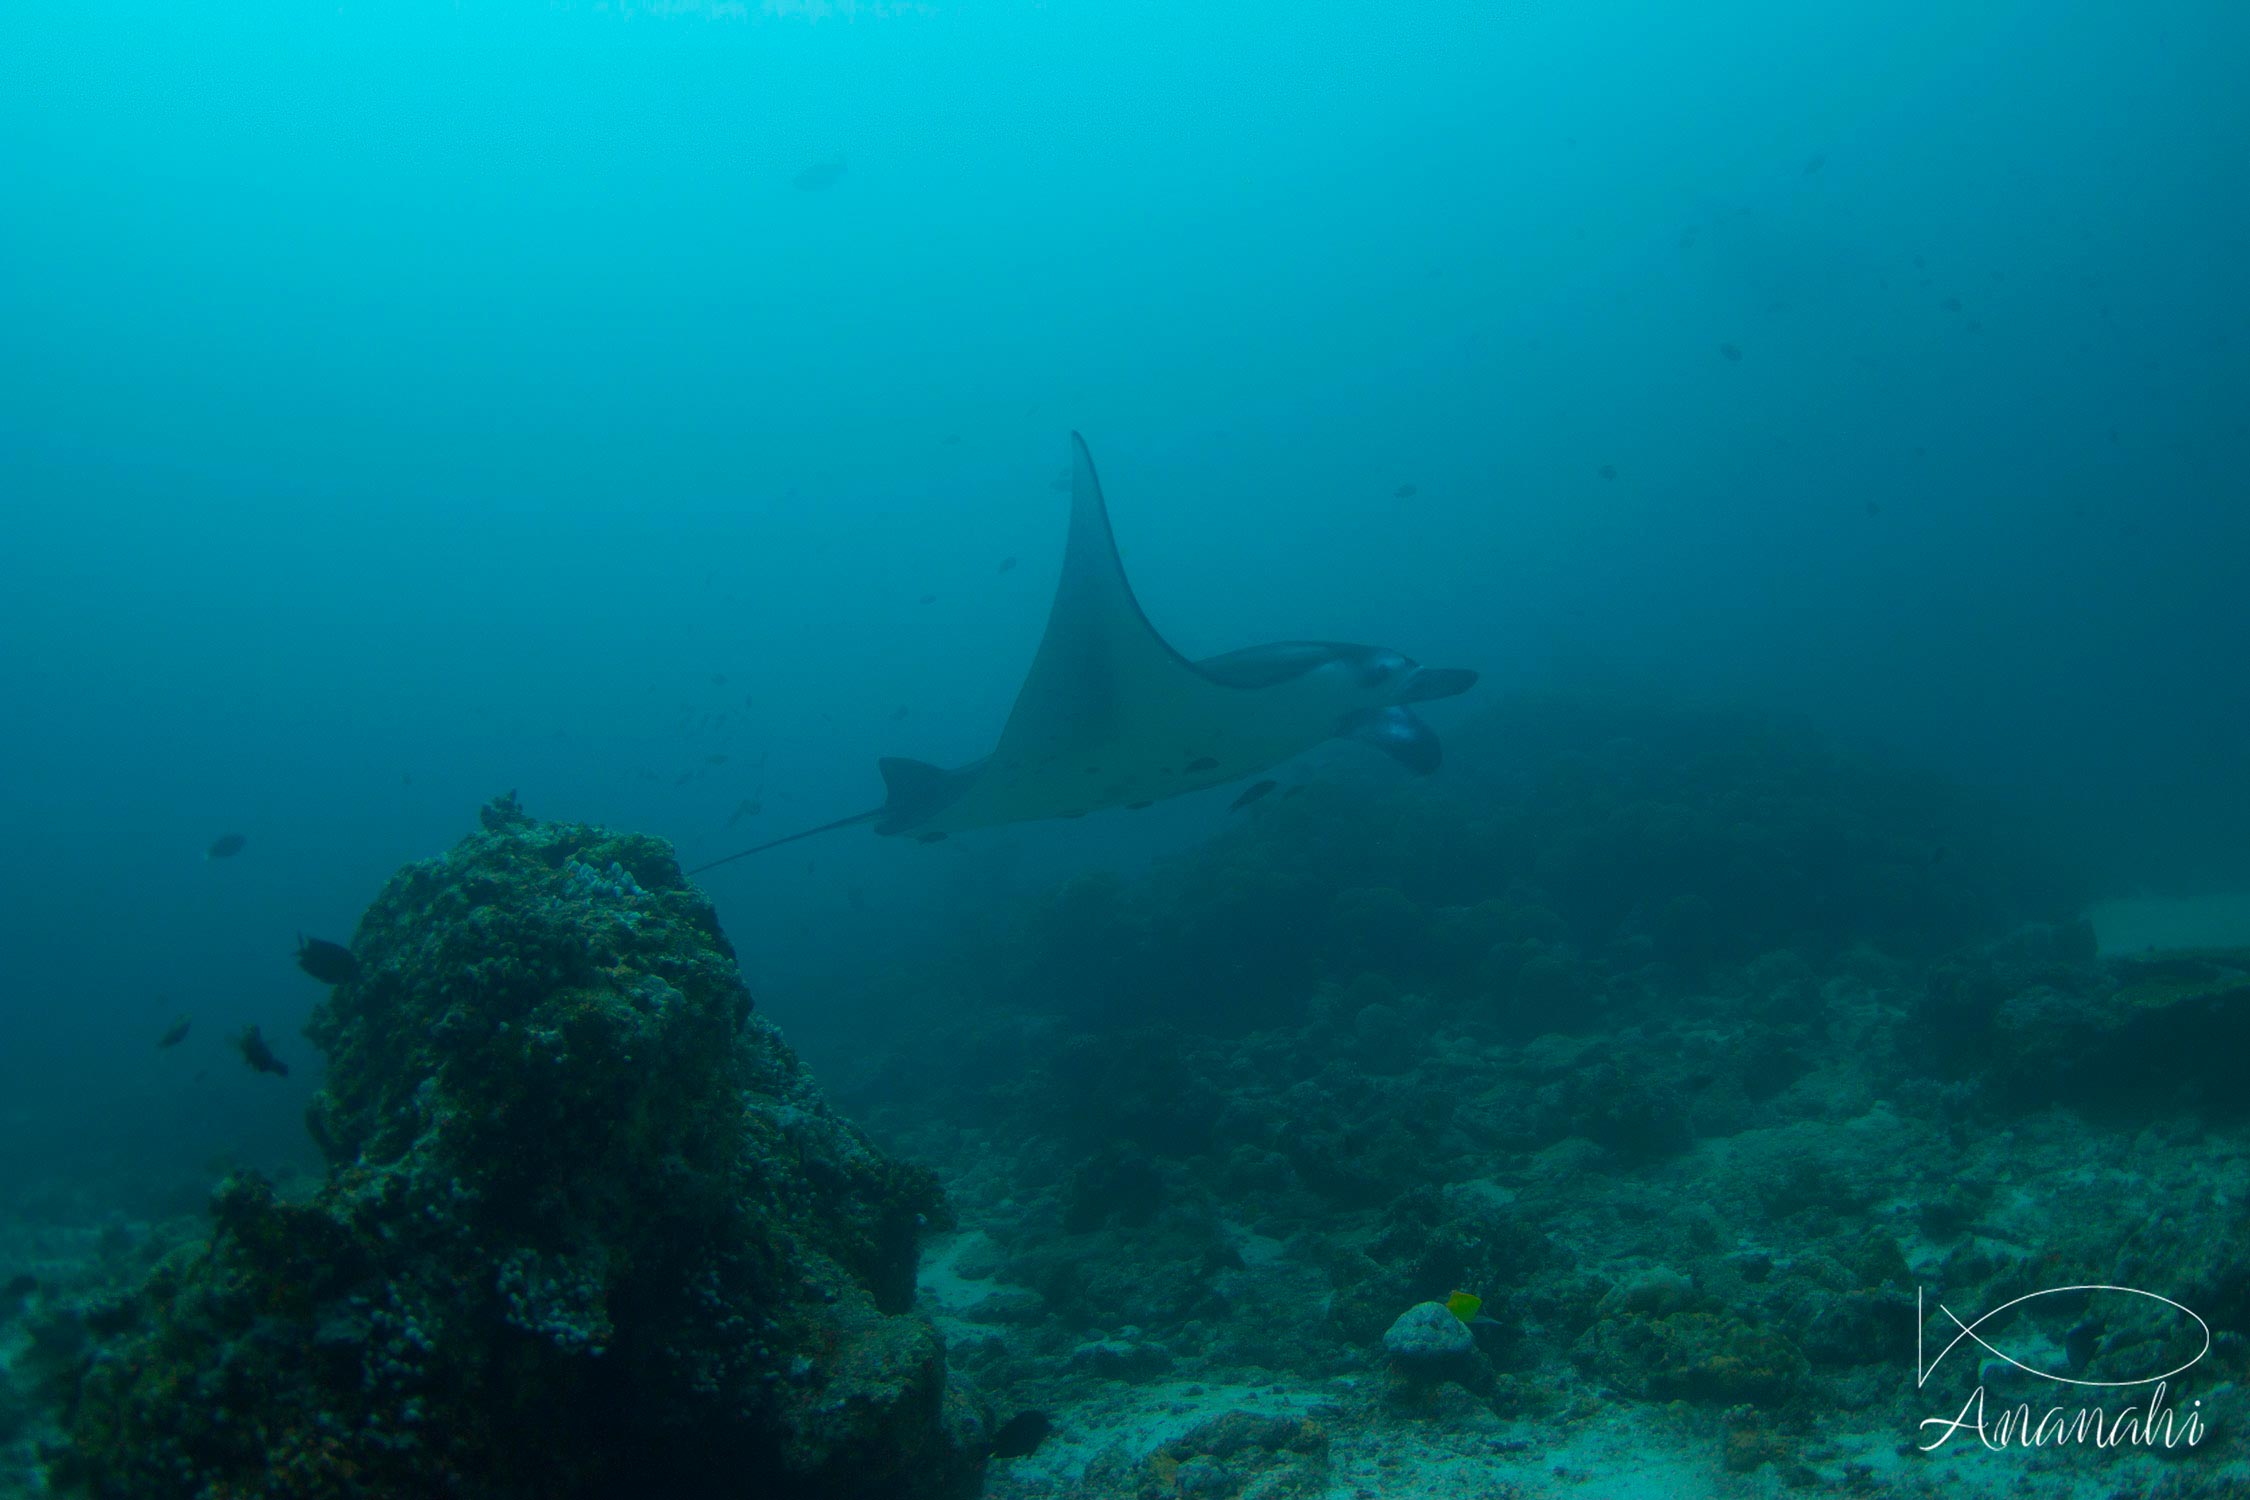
47 798 979 1500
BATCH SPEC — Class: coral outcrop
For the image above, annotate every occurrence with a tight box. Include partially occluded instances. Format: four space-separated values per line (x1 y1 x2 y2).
47 797 979 1500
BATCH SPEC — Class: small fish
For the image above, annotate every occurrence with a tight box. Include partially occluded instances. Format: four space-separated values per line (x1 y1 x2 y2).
2 1274 34 1300
1598 464 1617 481
892 706 911 720
989 1411 1053 1460
1942 296 1963 313
998 556 1017 573
918 594 936 605
296 936 359 986
942 433 961 446
1802 152 1826 174
1445 1289 1504 1327
793 158 846 192
235 1025 289 1077
725 799 764 829
1719 342 1743 362
707 753 729 766
1230 779 1278 811
1394 483 1417 499
710 672 729 686
1864 499 1883 517
1184 755 1218 773
206 834 247 860
156 1016 192 1049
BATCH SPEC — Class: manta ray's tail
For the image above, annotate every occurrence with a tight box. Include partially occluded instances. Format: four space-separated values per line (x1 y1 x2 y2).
682 808 880 876
683 756 970 876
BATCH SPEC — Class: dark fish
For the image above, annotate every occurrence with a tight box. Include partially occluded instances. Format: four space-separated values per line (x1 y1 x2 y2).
1184 755 1218 773
710 672 729 685
1864 499 1883 517
296 936 359 985
1230 779 1279 811
990 1411 1052 1460
918 594 936 605
892 706 910 720
1394 483 1417 499
1598 464 1617 481
1719 342 1743 362
707 753 729 765
2 1274 33 1299
998 556 1017 573
942 434 961 446
916 831 948 844
235 1025 289 1077
156 1016 192 1049
743 694 755 709
1942 296 1963 313
1281 783 1307 799
725 799 764 829
206 834 247 860
793 158 846 191
1803 153 1825 174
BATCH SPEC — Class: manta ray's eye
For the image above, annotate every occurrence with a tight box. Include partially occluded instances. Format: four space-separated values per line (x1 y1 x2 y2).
1359 656 1400 689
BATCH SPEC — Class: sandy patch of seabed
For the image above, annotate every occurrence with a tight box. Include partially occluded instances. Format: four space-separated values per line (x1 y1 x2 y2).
976 1379 2243 1500
2088 892 2250 956
920 1225 2249 1500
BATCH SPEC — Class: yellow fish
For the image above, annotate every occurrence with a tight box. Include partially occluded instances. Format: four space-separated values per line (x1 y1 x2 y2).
1444 1290 1483 1324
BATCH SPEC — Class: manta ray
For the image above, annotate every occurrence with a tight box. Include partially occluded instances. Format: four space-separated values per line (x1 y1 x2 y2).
687 434 1475 875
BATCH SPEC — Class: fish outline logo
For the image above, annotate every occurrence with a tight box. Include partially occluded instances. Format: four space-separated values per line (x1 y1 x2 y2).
1916 1284 2211 1391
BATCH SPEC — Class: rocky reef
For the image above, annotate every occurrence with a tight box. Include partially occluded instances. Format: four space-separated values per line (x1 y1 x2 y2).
791 694 2249 1496
44 796 980 1500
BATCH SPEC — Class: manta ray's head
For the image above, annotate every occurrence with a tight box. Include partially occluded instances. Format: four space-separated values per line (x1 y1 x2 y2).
1323 647 1478 775
1342 647 1479 708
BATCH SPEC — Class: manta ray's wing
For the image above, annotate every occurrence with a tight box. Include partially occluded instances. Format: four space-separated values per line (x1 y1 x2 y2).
912 435 1304 834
